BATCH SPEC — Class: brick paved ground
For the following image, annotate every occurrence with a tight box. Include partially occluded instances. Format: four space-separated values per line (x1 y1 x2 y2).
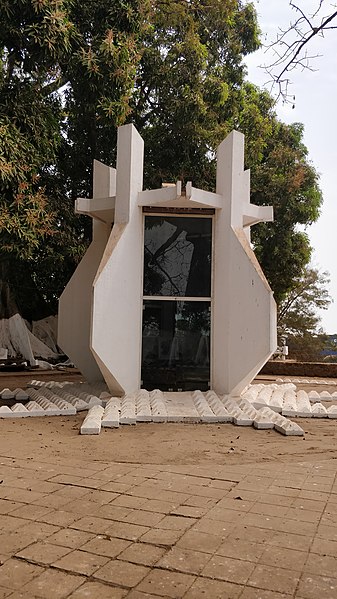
0 449 337 598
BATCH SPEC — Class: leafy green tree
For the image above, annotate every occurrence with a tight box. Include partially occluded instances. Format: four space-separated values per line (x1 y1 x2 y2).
250 121 322 303
277 266 332 361
278 267 331 336
0 0 147 319
0 0 324 326
132 0 260 188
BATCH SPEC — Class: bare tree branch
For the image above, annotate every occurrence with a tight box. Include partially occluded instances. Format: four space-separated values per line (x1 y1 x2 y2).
262 1 337 102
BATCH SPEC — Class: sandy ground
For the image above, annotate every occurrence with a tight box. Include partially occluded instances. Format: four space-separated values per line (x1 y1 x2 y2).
1 371 337 468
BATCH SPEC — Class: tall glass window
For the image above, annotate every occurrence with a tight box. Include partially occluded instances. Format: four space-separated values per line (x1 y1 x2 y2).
142 215 212 391
143 216 212 297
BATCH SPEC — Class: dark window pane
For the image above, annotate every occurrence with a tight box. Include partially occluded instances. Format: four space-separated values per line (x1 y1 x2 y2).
143 216 211 297
141 300 210 391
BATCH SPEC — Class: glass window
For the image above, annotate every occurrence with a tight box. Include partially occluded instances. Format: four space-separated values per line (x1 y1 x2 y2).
143 216 212 297
141 300 210 391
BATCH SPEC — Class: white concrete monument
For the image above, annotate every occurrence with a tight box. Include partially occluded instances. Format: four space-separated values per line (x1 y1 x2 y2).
58 124 277 396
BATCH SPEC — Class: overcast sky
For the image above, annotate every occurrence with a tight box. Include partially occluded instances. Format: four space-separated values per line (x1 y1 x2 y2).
245 0 337 334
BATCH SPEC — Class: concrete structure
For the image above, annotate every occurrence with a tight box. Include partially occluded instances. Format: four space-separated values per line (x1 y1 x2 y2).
58 124 277 396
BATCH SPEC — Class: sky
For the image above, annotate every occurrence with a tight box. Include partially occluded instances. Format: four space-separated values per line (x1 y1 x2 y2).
245 0 337 333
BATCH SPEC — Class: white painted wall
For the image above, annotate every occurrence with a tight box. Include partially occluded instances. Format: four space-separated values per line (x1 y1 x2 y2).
58 160 115 382
213 130 277 396
91 125 144 395
58 222 110 381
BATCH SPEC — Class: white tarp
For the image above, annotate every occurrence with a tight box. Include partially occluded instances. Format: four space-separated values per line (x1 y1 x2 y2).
0 313 58 363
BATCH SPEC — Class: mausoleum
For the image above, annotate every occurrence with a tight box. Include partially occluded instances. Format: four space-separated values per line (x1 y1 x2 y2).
58 124 277 397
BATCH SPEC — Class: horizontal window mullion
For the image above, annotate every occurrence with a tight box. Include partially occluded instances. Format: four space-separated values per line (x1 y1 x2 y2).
143 296 211 302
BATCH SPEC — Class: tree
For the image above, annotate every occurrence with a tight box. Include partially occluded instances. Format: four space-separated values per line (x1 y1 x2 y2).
0 0 147 319
277 266 332 361
0 0 324 326
278 266 331 335
250 120 322 303
132 0 261 189
263 1 337 101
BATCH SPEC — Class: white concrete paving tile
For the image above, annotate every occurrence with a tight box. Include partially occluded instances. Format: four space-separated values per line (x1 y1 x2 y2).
294 390 312 418
135 391 152 422
0 388 15 400
311 403 328 418
0 405 13 417
320 391 332 400
78 392 102 408
192 391 225 422
308 390 321 403
102 404 120 428
81 405 104 435
13 388 29 401
268 389 284 413
223 398 252 425
282 390 298 417
275 419 304 436
253 412 275 430
149 390 167 422
58 392 88 411
327 406 337 419
120 395 136 424
25 401 46 416
205 391 233 422
11 403 30 417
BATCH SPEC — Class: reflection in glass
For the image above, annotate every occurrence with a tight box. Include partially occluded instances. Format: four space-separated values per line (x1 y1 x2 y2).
141 300 210 390
144 216 212 297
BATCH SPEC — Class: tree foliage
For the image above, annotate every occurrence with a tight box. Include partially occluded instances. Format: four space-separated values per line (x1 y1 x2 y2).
0 0 324 324
277 266 332 362
278 267 331 336
0 0 147 318
250 121 322 303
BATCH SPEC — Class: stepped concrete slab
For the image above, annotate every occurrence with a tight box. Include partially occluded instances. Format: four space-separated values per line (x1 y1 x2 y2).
308 390 321 403
311 403 328 418
237 397 258 417
81 405 104 434
120 394 136 424
11 403 29 417
135 390 152 422
193 391 221 423
327 405 337 419
296 390 312 418
33 396 61 416
268 389 284 413
13 388 29 401
102 402 120 427
25 401 46 417
58 392 88 411
78 392 102 408
253 411 275 429
204 391 233 422
149 390 168 422
275 419 304 436
0 405 14 417
222 398 251 424
282 390 298 417
0 388 15 400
